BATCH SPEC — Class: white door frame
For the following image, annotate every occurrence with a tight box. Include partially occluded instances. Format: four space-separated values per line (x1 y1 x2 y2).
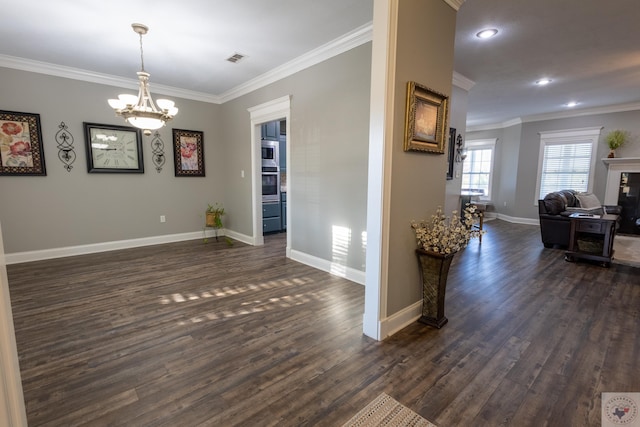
247 95 292 255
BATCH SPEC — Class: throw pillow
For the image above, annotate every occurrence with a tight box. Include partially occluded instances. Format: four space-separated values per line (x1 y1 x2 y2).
576 192 601 209
542 193 566 215
543 192 567 215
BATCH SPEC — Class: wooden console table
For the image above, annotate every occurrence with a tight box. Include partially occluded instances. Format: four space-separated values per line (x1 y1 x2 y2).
565 213 619 267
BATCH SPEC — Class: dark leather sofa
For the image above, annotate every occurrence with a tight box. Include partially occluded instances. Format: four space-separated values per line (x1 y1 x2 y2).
538 189 621 248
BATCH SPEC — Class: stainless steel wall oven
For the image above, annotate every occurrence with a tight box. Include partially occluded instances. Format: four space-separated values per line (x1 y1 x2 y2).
261 140 280 202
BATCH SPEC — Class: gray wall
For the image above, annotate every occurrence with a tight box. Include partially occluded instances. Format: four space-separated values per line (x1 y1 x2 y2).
467 109 640 220
445 85 469 215
0 44 372 274
0 67 222 253
386 0 456 316
220 44 372 271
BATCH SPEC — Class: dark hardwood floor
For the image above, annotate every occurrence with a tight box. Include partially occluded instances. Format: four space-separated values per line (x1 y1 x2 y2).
7 220 640 426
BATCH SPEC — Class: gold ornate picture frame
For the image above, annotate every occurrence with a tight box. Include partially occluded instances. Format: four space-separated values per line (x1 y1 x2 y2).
403 82 449 154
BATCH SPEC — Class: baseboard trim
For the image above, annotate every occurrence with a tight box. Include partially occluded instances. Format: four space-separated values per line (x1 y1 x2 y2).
5 229 254 265
289 249 365 285
379 301 422 339
496 213 540 225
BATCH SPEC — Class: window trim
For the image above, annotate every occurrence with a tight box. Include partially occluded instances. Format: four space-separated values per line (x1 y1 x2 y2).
462 138 497 200
534 126 602 205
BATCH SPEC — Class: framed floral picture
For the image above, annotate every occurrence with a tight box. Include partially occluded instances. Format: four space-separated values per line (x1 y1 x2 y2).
403 82 449 154
0 110 46 176
172 128 205 177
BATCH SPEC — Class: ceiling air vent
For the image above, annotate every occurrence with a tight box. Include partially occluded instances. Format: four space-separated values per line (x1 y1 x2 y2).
226 53 246 64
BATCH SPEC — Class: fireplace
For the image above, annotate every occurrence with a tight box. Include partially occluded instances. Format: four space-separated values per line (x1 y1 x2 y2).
603 157 640 235
618 172 640 235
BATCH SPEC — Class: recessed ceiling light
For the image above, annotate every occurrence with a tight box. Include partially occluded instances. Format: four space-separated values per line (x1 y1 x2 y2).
476 28 498 39
535 78 552 86
565 101 579 108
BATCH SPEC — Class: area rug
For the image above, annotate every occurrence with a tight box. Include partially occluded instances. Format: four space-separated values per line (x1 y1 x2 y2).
613 235 640 268
342 393 437 427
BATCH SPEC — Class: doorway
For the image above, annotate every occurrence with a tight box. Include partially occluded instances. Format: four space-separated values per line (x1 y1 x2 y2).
248 96 291 257
261 120 287 236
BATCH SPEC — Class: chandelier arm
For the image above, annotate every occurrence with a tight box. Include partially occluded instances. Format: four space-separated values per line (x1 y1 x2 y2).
139 31 145 72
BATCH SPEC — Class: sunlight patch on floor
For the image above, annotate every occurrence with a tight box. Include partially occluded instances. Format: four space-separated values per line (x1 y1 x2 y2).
176 292 327 325
161 276 337 325
159 276 315 305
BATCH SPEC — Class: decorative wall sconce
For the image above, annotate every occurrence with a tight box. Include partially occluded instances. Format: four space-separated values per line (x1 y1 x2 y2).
55 121 76 172
455 133 466 162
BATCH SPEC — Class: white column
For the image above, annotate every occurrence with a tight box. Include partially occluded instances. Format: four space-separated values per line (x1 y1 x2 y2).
0 219 28 426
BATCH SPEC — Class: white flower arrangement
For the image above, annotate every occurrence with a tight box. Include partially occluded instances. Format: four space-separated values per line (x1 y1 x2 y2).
411 205 484 254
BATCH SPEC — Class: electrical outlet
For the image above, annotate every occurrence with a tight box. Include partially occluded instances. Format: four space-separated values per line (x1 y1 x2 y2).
160 215 166 223
241 170 245 178
503 202 507 207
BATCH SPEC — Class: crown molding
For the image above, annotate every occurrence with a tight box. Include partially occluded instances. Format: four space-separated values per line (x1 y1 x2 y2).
467 102 640 132
219 22 373 103
0 22 374 106
521 102 640 124
0 53 222 104
452 71 475 91
444 0 466 11
467 118 522 132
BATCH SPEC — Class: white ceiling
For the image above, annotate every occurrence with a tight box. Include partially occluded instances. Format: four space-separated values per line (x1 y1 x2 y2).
455 0 640 128
1 0 638 129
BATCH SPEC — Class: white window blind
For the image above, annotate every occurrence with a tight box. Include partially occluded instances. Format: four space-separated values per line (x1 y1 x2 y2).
539 142 592 198
535 127 601 202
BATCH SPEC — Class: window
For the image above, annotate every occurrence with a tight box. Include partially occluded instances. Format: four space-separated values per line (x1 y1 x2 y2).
462 139 496 199
535 127 602 201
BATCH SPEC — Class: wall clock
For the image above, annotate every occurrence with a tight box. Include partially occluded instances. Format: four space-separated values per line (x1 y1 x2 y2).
84 122 144 173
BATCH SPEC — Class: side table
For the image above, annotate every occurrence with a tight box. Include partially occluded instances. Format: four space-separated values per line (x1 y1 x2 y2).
564 213 619 267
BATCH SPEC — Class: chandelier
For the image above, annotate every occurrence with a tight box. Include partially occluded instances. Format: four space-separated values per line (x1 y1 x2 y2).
108 23 178 136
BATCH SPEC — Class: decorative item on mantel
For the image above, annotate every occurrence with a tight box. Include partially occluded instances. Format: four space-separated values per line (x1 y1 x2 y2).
108 23 179 136
606 129 629 158
410 205 484 328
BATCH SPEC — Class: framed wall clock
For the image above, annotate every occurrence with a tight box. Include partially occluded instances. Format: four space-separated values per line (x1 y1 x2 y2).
84 122 144 173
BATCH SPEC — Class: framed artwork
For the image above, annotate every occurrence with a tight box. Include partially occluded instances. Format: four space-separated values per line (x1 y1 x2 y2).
84 122 144 173
403 81 449 154
0 110 46 176
447 127 456 180
173 129 205 177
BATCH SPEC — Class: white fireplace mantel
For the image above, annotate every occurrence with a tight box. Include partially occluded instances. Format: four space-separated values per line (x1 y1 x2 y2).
602 157 640 205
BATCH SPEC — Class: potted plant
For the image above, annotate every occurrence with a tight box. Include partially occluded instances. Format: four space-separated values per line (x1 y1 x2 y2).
606 129 629 158
204 203 225 242
410 205 484 328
